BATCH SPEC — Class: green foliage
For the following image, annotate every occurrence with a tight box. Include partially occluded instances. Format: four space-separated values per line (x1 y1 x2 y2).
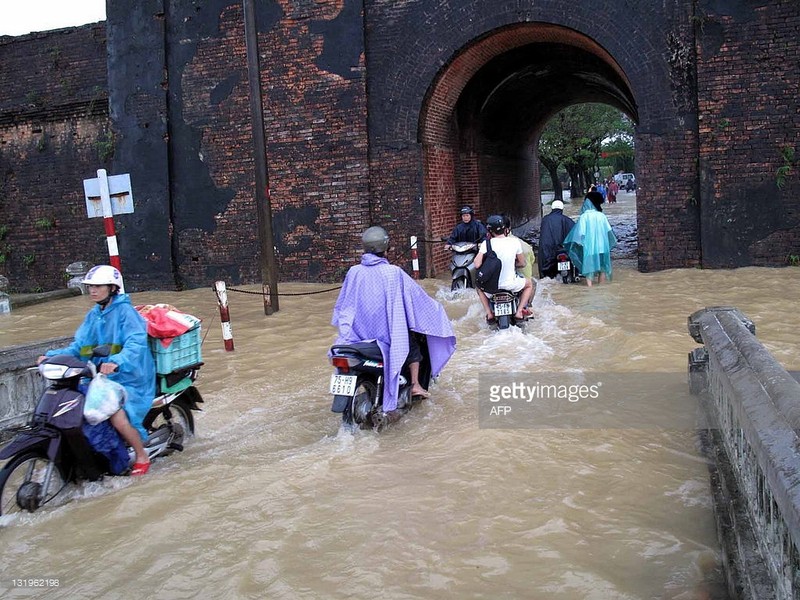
539 103 634 192
788 254 800 267
24 91 41 107
22 254 36 267
50 46 61 62
87 85 107 116
36 134 47 152
34 217 55 229
0 225 9 265
96 131 115 162
776 145 797 190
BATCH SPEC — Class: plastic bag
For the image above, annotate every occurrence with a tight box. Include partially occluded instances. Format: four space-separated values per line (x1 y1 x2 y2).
84 373 127 425
135 303 202 347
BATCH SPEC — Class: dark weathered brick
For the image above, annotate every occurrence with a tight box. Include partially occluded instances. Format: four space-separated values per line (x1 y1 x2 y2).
0 0 798 292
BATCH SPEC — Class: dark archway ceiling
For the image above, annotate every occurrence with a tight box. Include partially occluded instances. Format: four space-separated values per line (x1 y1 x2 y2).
456 42 637 151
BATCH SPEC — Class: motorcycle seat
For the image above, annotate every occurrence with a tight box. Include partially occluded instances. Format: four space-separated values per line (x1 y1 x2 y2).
330 341 383 361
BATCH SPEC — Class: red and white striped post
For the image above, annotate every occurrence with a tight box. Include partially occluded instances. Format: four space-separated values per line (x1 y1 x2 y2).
97 169 124 292
410 236 420 279
214 280 235 352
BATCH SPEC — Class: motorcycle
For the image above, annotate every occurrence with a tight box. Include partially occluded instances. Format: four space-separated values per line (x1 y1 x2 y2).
0 346 203 515
556 247 581 284
446 241 478 290
488 289 527 330
329 333 431 431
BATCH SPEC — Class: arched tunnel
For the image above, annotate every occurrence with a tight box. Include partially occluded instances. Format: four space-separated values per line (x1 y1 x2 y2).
420 23 638 276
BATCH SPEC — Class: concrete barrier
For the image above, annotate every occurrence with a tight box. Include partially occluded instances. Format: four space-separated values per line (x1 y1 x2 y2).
0 337 72 441
688 307 800 600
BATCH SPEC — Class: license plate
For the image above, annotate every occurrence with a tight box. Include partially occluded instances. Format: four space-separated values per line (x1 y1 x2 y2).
330 374 358 396
557 261 571 271
495 301 513 316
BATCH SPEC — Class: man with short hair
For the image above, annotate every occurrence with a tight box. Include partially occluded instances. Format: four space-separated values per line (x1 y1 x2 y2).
473 215 534 322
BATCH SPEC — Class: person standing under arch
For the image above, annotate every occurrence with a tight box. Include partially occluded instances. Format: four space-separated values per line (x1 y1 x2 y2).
562 192 617 286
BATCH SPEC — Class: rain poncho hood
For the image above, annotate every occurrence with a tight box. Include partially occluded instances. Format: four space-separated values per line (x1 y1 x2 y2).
562 198 618 279
332 254 456 411
46 293 155 440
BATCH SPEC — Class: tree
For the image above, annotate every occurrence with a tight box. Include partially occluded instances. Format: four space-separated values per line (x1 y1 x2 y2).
538 104 634 198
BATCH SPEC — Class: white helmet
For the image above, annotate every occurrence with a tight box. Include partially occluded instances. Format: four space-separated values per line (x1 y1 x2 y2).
81 265 123 288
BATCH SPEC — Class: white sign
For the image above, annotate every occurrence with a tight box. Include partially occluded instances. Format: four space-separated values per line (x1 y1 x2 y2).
83 173 134 218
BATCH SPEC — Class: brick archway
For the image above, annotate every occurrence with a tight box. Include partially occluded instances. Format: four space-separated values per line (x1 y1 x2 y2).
418 22 638 276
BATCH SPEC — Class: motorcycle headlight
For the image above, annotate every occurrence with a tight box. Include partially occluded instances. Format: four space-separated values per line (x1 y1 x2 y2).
39 363 84 380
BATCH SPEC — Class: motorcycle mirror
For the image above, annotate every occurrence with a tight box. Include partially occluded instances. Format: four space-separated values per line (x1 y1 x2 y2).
92 345 111 357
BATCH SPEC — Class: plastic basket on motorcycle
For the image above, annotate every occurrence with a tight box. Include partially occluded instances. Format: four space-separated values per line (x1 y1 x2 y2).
149 326 202 374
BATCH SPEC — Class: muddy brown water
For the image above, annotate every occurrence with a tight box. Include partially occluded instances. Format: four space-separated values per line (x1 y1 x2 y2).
1 219 798 597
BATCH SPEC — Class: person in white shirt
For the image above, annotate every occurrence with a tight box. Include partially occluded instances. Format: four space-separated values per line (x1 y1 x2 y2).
473 215 534 323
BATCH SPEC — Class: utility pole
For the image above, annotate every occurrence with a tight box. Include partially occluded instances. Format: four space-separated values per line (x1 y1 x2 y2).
243 0 279 314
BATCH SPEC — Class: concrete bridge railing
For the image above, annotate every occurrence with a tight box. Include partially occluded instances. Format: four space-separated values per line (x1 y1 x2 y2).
0 337 72 440
688 307 800 600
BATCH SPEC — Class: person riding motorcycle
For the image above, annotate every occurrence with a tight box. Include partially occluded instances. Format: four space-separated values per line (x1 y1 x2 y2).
474 215 534 323
445 206 487 249
331 226 456 417
500 214 536 282
37 265 155 476
538 200 576 278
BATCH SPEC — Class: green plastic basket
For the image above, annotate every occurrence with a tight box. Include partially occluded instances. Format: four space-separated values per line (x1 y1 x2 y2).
149 326 202 374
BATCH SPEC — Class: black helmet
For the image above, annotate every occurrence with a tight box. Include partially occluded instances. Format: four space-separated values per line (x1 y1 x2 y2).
362 226 390 254
460 206 474 215
487 215 505 233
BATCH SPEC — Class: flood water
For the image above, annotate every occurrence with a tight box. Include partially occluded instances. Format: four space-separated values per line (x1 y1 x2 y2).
1 193 799 598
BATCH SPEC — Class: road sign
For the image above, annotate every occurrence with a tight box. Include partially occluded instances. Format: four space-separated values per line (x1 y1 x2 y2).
83 173 134 218
82 170 132 292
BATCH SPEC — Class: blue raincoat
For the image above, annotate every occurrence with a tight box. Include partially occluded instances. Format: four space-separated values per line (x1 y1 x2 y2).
563 198 618 279
46 294 155 441
332 254 457 411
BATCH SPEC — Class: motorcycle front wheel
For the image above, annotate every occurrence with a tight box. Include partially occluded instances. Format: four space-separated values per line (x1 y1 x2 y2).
0 452 66 515
451 276 468 291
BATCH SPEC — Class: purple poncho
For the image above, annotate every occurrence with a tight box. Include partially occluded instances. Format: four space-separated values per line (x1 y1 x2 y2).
332 254 456 411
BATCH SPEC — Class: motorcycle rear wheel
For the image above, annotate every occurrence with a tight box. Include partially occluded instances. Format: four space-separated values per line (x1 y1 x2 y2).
145 398 195 437
0 452 66 515
496 315 511 329
343 379 377 428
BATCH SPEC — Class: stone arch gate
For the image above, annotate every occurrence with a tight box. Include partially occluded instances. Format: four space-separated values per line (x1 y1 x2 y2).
417 22 640 276
364 1 702 278
98 0 795 289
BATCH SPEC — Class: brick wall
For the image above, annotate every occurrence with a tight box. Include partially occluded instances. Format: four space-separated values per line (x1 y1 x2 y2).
695 0 800 267
0 0 798 292
0 25 110 292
